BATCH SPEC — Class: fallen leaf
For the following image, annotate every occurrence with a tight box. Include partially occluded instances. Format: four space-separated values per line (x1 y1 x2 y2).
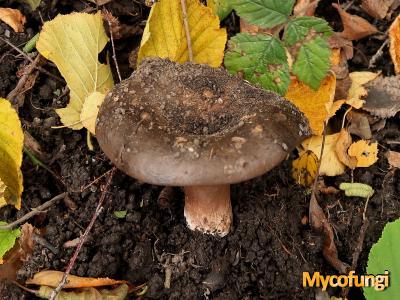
0 222 21 264
302 133 346 176
328 100 345 118
386 150 400 168
23 0 42 10
0 98 24 209
309 193 349 274
293 0 320 17
389 14 400 74
347 110 372 139
292 150 318 187
113 210 127 219
328 33 353 60
363 75 400 118
348 140 378 167
285 73 336 135
361 0 394 19
26 270 129 288
0 8 26 32
345 71 380 109
335 128 357 169
80 92 105 135
138 0 227 67
37 284 129 300
332 3 378 41
36 12 114 131
0 223 36 280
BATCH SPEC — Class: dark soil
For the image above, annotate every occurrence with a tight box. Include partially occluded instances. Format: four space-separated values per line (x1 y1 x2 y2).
0 1 399 300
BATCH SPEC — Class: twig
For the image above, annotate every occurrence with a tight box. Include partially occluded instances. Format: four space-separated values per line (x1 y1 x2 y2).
48 167 116 300
180 0 193 62
369 39 389 68
0 37 64 83
105 10 122 82
342 197 370 298
0 193 66 231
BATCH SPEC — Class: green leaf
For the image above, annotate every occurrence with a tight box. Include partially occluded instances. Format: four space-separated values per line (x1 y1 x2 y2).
0 222 21 262
207 0 232 20
224 33 290 95
292 36 331 90
113 210 127 219
364 218 400 299
284 16 332 46
231 0 295 29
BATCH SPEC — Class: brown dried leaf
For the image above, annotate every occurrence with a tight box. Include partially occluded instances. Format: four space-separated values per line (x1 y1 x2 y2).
309 193 349 274
37 284 129 300
26 270 129 288
347 111 372 139
0 8 26 32
389 15 400 74
293 0 320 17
335 128 357 169
386 150 400 168
363 75 400 118
332 3 378 41
361 0 394 19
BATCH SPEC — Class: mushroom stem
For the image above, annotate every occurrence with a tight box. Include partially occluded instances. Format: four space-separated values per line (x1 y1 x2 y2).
184 185 232 237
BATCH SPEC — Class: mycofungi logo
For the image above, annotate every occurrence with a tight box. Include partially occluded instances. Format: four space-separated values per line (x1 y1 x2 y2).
303 271 390 291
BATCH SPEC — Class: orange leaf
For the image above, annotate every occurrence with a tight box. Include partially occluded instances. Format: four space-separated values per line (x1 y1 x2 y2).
0 8 25 33
389 15 400 74
348 140 378 167
285 73 336 135
335 128 357 169
332 3 377 41
26 270 129 288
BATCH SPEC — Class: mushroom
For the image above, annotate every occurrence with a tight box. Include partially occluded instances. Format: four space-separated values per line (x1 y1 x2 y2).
96 58 311 237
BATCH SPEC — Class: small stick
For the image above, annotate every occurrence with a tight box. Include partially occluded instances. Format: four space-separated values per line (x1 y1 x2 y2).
0 37 64 83
369 39 388 68
180 0 193 62
48 167 116 300
105 10 122 82
0 193 66 231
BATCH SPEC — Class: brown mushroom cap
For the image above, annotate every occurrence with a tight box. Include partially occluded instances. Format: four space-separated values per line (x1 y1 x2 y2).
96 58 311 186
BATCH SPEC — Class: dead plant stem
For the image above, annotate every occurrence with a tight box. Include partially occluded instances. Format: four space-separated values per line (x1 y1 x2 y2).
180 0 193 62
48 167 116 300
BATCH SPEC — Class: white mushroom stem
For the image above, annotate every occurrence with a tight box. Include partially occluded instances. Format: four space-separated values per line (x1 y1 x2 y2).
183 185 232 237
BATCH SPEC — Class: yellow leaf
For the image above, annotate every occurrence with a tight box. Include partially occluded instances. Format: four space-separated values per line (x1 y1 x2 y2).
302 133 346 176
80 92 105 135
36 12 114 130
345 71 379 109
389 15 400 74
0 179 6 207
0 8 26 32
0 98 23 209
335 128 357 169
328 100 345 118
285 73 336 135
138 0 227 67
348 140 378 167
292 150 318 187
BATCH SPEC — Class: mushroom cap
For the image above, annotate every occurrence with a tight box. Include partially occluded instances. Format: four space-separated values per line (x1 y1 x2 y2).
96 58 311 186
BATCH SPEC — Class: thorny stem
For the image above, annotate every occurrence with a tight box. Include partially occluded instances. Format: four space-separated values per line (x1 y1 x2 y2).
180 0 193 62
0 193 67 231
49 167 116 300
